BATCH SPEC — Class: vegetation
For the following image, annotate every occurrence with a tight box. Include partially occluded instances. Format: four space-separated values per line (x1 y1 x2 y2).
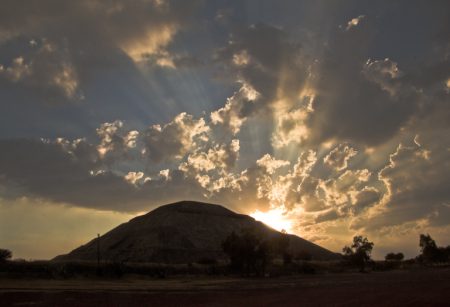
385 252 404 261
418 234 450 264
2 233 450 280
342 236 374 272
222 229 272 276
0 249 12 262
221 228 296 275
274 230 292 265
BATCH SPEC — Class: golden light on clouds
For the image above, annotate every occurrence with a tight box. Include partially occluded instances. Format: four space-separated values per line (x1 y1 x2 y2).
122 26 176 62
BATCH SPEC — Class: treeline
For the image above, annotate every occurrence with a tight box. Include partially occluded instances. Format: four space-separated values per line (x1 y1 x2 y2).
221 231 450 275
221 228 291 276
1 233 449 278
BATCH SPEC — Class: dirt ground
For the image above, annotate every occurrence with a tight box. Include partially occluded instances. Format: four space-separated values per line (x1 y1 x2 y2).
1 268 450 306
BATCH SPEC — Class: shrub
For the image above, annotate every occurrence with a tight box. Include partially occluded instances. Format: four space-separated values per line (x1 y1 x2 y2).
0 249 12 262
385 252 404 261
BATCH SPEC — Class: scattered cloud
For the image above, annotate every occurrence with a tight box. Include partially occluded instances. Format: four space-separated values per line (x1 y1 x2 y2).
345 15 365 31
1 0 449 258
143 112 209 163
323 144 358 171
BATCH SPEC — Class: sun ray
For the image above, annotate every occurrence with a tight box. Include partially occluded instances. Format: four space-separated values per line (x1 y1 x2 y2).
250 207 293 233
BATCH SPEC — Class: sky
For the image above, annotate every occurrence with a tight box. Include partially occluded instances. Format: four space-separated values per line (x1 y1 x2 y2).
0 0 449 260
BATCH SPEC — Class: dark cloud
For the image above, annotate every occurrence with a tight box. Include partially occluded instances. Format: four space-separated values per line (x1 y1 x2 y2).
352 187 382 215
305 18 419 146
213 23 310 129
377 136 450 224
0 0 198 102
1 0 449 258
315 209 339 224
0 137 203 211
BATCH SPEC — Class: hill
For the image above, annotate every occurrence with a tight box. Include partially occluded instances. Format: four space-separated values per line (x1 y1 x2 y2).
54 201 339 263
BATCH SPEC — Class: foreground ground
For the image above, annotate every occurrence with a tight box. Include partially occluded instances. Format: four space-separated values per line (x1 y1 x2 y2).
1 268 449 306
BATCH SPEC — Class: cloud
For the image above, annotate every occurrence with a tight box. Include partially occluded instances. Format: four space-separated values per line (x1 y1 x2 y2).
272 106 312 148
143 112 209 163
315 209 340 224
0 0 199 103
96 120 139 163
124 171 145 186
376 136 450 226
256 154 290 175
182 139 240 172
351 187 382 215
323 144 358 171
1 0 450 259
0 41 82 102
210 83 259 135
345 15 365 31
214 23 309 134
0 114 246 212
305 20 420 146
0 56 31 81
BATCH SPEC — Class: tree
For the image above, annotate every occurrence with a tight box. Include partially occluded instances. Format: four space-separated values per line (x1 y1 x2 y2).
273 232 291 265
0 249 12 262
343 236 374 272
419 234 449 263
222 228 271 276
385 252 404 261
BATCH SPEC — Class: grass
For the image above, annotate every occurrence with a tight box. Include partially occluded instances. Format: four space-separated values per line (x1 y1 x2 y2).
0 257 439 280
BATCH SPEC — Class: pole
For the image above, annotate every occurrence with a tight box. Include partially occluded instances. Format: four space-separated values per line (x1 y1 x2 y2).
97 233 100 275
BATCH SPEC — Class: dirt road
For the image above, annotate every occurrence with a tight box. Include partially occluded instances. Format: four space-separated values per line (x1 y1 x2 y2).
1 268 449 306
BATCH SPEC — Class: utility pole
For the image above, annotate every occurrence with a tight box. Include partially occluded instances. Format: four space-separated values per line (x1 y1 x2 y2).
96 233 100 275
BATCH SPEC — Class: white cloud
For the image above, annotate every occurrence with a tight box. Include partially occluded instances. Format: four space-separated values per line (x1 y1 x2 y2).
272 107 311 148
256 154 290 175
323 144 358 171
210 83 259 135
185 139 240 172
143 112 209 162
0 57 31 81
96 120 138 161
346 15 365 30
124 171 144 186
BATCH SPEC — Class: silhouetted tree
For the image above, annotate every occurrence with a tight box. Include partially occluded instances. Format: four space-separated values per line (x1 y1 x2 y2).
273 232 292 265
419 234 449 263
0 249 12 262
222 229 271 276
385 252 404 261
343 236 374 272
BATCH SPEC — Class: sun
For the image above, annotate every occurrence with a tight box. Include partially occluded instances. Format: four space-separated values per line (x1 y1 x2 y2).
250 208 293 233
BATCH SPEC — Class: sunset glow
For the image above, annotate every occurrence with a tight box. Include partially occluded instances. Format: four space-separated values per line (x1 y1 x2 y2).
0 0 448 261
251 208 293 233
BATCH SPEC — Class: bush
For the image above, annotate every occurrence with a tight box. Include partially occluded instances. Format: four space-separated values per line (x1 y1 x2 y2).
222 229 272 276
196 257 218 265
385 252 404 261
373 260 401 271
0 249 12 262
